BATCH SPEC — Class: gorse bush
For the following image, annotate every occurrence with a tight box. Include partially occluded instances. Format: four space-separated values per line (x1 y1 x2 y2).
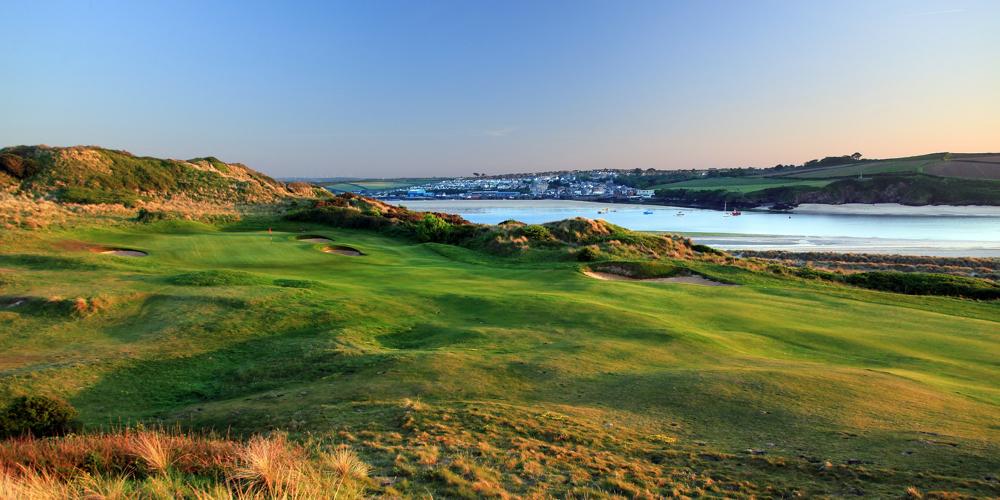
0 396 80 438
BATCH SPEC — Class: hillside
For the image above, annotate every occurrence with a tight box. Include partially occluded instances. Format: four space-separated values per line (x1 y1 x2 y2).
635 152 1000 208
0 145 329 205
0 202 997 497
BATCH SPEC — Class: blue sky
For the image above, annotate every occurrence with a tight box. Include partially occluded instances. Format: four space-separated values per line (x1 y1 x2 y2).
2 0 998 176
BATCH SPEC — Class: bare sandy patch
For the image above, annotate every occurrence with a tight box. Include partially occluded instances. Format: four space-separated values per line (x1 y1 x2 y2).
99 249 148 257
583 270 735 286
322 245 364 256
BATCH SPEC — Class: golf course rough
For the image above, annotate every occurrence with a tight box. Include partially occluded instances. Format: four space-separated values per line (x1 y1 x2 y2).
0 218 997 497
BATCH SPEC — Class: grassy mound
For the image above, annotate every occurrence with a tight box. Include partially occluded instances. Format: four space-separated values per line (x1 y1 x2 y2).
289 195 695 260
587 260 686 279
0 145 329 206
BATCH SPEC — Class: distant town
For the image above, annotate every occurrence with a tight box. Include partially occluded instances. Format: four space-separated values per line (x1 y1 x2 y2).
320 170 663 201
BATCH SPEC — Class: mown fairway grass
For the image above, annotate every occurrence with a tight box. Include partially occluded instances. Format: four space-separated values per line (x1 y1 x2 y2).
0 219 998 496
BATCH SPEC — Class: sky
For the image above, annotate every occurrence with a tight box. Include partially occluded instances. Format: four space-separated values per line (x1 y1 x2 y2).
2 0 998 177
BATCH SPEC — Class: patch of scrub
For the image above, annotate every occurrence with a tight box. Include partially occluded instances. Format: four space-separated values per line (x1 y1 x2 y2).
583 270 737 286
322 245 364 256
296 235 334 243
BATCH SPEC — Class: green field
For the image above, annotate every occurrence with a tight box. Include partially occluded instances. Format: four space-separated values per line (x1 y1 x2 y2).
321 178 438 193
1 219 998 496
652 177 834 192
780 159 938 179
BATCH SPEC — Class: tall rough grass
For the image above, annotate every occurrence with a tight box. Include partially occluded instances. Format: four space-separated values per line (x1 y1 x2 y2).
0 429 370 499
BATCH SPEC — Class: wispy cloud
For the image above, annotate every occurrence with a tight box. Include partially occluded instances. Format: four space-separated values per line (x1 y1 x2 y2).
483 127 516 137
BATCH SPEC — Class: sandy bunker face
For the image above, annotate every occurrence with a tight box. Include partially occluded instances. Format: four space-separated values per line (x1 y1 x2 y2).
297 235 334 243
322 245 363 256
583 270 735 286
90 247 148 257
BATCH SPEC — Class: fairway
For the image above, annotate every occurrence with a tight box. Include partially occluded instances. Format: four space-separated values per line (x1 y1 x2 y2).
1 218 997 496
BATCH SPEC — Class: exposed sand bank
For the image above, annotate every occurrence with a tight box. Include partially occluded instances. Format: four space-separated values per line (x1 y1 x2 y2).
99 249 148 257
583 270 735 286
790 203 1000 217
322 245 363 256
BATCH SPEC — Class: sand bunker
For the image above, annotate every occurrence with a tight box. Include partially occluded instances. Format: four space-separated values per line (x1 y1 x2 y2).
583 270 736 286
90 247 147 257
322 245 364 256
297 235 334 243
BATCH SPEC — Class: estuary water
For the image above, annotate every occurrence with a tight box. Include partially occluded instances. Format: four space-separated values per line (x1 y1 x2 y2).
399 200 1000 257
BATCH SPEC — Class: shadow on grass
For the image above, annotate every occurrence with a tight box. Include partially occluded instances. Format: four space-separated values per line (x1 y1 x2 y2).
71 327 399 427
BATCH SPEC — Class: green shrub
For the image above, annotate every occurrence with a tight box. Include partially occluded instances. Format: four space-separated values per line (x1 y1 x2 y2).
136 208 178 223
411 214 452 243
518 225 553 241
576 246 601 262
691 244 724 255
0 395 81 438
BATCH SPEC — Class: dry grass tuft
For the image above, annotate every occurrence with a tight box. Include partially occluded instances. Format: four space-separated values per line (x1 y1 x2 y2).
0 466 71 500
129 431 176 475
0 429 370 499
230 433 299 495
321 447 370 480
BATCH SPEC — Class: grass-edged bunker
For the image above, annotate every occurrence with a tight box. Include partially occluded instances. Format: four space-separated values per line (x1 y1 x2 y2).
322 245 364 256
89 246 148 257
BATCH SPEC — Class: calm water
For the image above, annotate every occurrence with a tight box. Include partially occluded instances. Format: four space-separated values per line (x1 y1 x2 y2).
401 200 1000 257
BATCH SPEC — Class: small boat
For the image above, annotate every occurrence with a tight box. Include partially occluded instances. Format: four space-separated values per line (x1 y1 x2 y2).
731 209 742 216
675 211 685 216
643 210 654 215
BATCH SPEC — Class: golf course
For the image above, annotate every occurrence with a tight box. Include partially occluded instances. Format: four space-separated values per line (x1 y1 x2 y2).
1 211 998 497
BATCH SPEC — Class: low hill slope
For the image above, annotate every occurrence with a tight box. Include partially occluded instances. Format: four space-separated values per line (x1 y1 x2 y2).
0 145 328 205
289 193 694 260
